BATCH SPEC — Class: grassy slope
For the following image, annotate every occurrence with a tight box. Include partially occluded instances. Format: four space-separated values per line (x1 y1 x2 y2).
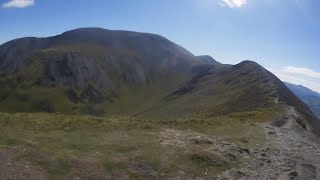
0 44 316 179
0 43 192 116
139 62 281 120
0 60 285 179
0 110 277 179
0 29 318 179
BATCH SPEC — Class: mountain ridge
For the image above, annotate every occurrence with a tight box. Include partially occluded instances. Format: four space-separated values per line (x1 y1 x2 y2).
0 27 319 136
1 27 320 180
285 82 320 118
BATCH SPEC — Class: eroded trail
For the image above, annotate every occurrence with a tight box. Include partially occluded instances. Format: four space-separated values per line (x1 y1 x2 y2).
220 107 320 180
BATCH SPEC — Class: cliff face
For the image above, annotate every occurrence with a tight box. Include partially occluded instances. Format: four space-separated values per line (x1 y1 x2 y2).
0 28 196 86
0 28 202 115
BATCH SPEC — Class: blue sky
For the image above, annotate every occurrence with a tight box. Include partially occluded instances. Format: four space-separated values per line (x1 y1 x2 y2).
1 0 320 92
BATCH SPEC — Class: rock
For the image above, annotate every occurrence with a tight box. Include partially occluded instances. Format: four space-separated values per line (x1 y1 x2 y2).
240 138 249 144
268 131 276 135
236 170 246 176
288 170 298 178
239 148 250 154
308 145 314 149
261 153 267 157
260 162 264 166
296 164 316 180
192 137 213 145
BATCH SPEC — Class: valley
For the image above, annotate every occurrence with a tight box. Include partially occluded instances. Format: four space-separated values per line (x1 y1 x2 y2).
285 82 320 118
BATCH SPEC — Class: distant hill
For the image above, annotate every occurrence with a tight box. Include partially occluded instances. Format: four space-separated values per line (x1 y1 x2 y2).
285 82 320 118
0 28 319 135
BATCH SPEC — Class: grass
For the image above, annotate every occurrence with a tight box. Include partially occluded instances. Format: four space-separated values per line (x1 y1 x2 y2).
40 44 139 60
0 87 74 113
0 110 271 179
0 67 187 117
22 155 72 180
0 58 289 178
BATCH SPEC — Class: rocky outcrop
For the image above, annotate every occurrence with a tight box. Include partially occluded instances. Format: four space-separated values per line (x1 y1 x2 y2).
219 108 320 179
0 28 205 114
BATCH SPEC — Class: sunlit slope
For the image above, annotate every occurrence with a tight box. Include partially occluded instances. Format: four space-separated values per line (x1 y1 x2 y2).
138 61 320 135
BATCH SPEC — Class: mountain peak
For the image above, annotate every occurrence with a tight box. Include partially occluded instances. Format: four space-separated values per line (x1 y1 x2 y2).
57 27 171 44
196 55 220 65
235 60 261 67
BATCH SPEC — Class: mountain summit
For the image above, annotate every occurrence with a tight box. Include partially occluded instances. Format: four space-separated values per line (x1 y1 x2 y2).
0 28 319 135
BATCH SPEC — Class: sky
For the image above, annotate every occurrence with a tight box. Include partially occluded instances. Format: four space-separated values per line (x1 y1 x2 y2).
0 0 320 92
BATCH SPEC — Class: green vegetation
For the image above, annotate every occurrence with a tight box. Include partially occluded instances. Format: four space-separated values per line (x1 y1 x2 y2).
39 44 139 60
0 28 316 179
0 110 273 179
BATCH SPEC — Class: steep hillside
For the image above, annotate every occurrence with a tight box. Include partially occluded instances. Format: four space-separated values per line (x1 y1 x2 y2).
0 28 203 115
285 82 320 117
196 55 220 65
139 61 320 135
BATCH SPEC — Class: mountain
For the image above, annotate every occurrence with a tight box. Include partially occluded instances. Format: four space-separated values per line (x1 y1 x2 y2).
0 27 319 135
0 28 203 115
285 82 320 117
139 60 320 135
196 55 220 65
1 28 320 179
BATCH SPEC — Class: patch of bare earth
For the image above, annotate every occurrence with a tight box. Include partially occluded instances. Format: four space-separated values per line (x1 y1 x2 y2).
160 129 250 178
0 147 47 180
63 157 107 180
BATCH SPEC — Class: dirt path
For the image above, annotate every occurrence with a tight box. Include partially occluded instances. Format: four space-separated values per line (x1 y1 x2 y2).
220 107 320 180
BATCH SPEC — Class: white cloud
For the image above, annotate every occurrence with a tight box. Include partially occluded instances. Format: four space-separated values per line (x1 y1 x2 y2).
194 0 247 11
283 66 320 79
268 66 320 93
3 0 34 8
219 0 247 8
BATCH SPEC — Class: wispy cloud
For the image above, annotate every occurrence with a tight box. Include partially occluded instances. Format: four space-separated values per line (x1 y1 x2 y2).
3 0 34 8
283 66 320 79
219 0 247 8
269 66 320 93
